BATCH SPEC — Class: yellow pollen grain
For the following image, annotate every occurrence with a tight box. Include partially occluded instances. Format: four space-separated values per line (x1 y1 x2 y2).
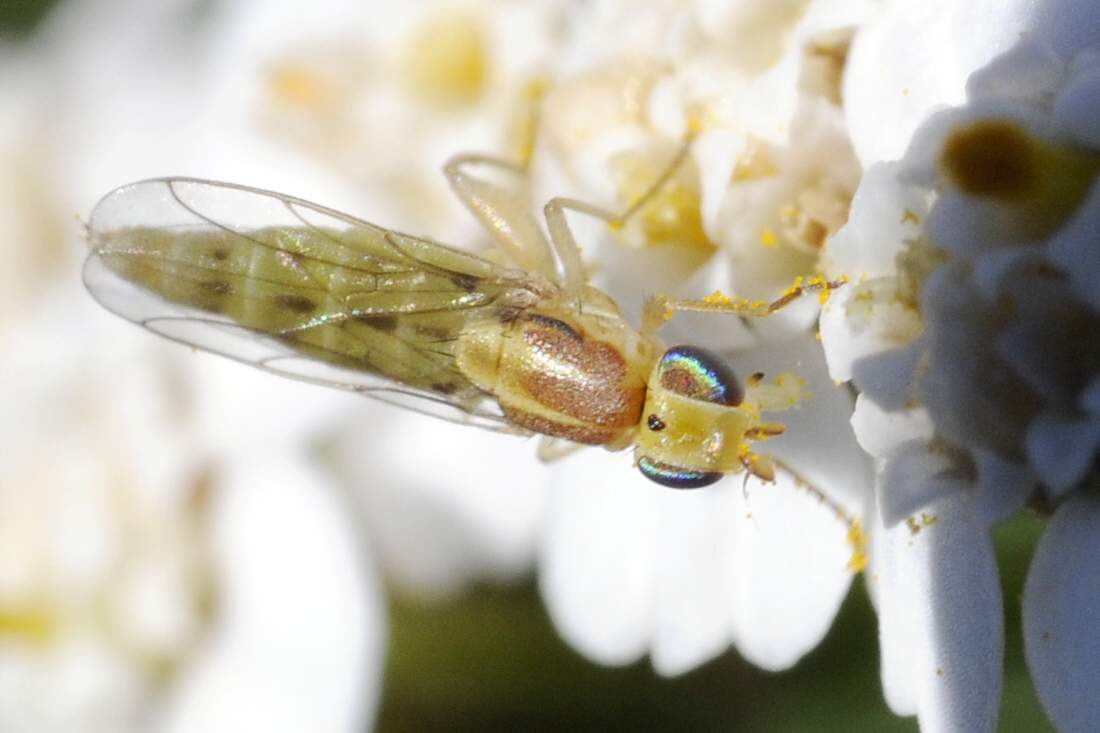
703 290 733 306
901 208 920 225
732 138 779 182
684 107 711 136
760 227 779 248
847 519 868 573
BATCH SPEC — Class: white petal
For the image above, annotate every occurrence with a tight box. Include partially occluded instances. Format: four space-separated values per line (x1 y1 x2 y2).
872 491 1003 731
649 485 740 676
1055 58 1100 147
693 129 748 245
866 512 918 715
970 246 1048 299
1025 410 1100 496
819 280 922 384
1048 182 1100 314
845 0 1100 167
877 441 970 527
970 449 1035 526
727 470 854 671
851 393 934 460
162 455 383 733
964 39 1066 105
1023 493 1100 733
327 409 549 597
539 451 659 667
730 336 873 512
851 341 924 411
844 1 1012 167
824 162 926 278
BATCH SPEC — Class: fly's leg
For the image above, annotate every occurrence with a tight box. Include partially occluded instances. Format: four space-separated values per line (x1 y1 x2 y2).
543 135 696 295
443 154 560 282
447 131 695 293
536 435 586 463
769 457 867 573
641 275 847 336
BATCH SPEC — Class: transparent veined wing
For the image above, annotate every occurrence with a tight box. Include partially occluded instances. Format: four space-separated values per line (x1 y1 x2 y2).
84 177 552 432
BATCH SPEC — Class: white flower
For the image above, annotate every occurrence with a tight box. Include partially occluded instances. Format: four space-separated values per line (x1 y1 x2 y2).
822 16 1100 730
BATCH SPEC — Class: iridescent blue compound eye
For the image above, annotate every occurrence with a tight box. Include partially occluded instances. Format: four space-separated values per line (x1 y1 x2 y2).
654 345 743 406
638 455 722 489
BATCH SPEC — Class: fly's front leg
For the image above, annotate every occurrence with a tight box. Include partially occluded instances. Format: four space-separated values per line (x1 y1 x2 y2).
641 275 847 337
444 154 559 281
543 135 696 296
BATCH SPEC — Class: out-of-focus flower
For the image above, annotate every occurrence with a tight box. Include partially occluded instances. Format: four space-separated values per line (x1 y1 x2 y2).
0 1 383 729
207 0 565 242
0 293 382 733
821 8 1100 726
0 296 210 733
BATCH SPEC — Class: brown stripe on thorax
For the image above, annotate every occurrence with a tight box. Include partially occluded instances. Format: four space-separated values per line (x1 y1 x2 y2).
509 312 646 429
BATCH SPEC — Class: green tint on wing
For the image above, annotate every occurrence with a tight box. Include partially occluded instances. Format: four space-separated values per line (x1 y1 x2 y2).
84 178 550 428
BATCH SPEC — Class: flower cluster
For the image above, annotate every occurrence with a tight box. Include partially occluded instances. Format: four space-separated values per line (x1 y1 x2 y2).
821 38 1100 731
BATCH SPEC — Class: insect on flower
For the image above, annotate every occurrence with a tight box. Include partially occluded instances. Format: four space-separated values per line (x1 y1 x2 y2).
84 144 842 489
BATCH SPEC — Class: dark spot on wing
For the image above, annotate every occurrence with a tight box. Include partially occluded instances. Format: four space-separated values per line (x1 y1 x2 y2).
354 314 399 332
415 324 451 340
199 280 232 296
431 381 459 395
647 414 666 431
451 273 479 292
274 293 317 314
211 247 230 261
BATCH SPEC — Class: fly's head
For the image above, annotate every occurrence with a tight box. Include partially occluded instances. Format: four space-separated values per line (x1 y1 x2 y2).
634 346 804 489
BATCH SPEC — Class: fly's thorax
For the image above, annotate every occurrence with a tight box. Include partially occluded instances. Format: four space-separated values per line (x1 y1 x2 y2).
633 346 750 488
457 305 655 445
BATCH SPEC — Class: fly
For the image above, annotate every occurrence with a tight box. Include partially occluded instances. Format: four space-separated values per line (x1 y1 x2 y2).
84 142 844 490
